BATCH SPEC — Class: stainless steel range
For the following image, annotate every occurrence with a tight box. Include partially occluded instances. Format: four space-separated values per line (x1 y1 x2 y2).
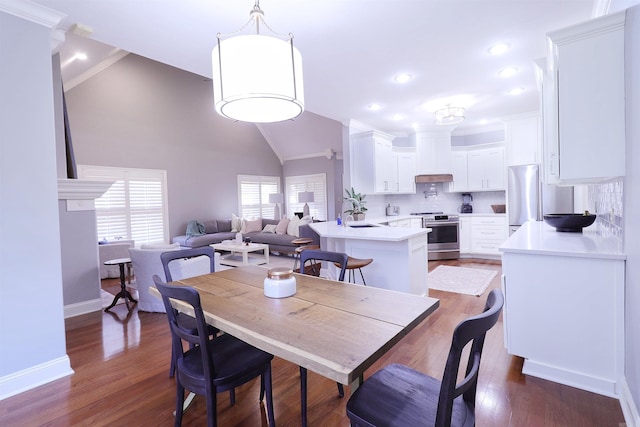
410 212 460 260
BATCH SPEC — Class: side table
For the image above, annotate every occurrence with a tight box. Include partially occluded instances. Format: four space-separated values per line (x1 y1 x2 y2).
103 257 137 311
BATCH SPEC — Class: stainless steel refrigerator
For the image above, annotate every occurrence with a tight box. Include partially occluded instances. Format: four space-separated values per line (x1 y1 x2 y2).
507 164 573 234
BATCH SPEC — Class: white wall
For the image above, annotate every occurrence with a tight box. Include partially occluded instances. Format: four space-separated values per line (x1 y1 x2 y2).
0 11 72 399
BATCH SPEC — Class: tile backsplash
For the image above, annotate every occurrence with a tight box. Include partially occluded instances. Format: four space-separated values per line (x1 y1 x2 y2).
588 177 624 239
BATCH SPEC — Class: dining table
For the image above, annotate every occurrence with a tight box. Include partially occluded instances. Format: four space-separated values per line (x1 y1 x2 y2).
150 265 439 423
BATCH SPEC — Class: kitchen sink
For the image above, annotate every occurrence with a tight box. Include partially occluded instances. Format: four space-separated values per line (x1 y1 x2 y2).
349 224 377 228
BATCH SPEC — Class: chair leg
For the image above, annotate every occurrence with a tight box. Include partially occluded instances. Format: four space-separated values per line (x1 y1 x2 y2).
300 366 308 427
206 387 217 427
259 374 266 401
359 268 367 286
264 366 276 427
169 347 176 378
229 388 235 406
175 383 185 427
336 382 344 397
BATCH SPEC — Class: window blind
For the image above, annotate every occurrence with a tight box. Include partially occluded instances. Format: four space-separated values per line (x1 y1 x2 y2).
78 165 169 245
285 173 327 220
237 175 280 219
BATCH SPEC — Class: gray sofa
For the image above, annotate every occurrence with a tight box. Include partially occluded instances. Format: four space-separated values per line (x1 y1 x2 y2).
172 218 319 253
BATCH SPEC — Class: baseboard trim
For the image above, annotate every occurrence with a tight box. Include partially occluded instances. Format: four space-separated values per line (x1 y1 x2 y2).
64 297 102 318
619 378 640 427
0 356 74 401
523 359 617 398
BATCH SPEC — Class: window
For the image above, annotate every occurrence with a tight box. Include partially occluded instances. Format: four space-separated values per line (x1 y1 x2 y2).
78 165 169 245
285 173 327 220
237 175 280 219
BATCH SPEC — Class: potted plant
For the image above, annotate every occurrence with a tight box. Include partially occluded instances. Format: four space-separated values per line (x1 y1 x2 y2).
344 187 368 221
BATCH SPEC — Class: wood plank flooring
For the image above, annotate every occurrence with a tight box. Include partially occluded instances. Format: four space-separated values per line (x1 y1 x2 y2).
0 258 625 426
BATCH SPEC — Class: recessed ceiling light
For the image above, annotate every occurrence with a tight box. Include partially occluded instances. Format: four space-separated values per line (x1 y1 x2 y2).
499 67 518 78
392 114 404 121
73 52 88 61
508 87 524 95
488 43 509 55
368 103 381 111
393 73 412 83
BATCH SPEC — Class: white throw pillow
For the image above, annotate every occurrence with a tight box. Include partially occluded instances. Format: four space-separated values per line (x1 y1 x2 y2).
244 218 262 233
262 224 277 233
231 214 243 232
275 217 290 235
287 216 301 237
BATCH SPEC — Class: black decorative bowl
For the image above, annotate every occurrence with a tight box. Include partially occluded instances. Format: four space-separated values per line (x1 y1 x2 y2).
543 213 597 232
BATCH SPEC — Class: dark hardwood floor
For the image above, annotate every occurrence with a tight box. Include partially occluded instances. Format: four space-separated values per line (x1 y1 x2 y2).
0 259 625 426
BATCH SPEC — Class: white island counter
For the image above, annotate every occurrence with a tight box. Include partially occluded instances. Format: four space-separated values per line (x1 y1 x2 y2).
499 220 625 397
310 221 429 295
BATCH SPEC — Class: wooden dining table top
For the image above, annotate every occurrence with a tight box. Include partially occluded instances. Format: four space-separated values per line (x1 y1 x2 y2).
150 265 439 388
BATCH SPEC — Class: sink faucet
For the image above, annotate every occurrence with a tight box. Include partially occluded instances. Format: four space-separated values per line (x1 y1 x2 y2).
343 214 354 227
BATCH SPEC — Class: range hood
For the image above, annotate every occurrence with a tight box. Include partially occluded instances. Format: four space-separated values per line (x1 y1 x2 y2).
415 174 453 183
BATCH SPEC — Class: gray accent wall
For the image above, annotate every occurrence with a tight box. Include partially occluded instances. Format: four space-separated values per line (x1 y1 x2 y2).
624 4 640 419
65 54 284 238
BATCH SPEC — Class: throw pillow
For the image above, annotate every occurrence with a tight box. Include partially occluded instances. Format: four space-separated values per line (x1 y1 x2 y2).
202 220 218 234
287 215 301 237
275 217 290 235
217 219 232 232
244 218 262 233
262 224 277 233
231 214 242 232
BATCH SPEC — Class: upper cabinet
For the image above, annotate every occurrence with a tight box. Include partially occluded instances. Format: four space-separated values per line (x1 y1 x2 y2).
543 12 625 184
414 128 452 175
504 113 540 167
350 131 416 194
448 145 505 192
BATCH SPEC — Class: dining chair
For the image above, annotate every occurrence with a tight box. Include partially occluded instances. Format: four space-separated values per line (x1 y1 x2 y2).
153 275 276 427
346 288 504 427
160 247 219 379
298 249 349 426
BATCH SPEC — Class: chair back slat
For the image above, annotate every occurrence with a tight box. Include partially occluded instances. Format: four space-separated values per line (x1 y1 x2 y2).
436 288 504 427
299 249 349 281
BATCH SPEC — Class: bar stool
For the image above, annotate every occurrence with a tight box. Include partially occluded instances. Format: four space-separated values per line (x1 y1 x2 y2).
336 257 373 285
291 238 316 271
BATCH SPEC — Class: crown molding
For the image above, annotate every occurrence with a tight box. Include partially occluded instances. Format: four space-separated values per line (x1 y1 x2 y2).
0 0 66 29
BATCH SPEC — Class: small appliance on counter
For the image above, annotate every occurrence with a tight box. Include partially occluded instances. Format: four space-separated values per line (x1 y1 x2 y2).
386 204 399 216
460 193 473 213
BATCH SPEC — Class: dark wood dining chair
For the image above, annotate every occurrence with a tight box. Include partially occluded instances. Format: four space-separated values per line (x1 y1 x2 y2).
160 247 218 379
153 275 276 427
346 288 504 427
298 249 349 426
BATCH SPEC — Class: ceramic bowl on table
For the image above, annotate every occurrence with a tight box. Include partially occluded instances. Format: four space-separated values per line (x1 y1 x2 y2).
543 213 597 232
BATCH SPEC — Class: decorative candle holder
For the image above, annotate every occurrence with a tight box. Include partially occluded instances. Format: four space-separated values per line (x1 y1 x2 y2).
264 267 296 298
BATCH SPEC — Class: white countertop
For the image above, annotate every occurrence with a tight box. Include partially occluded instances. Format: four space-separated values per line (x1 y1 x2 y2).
499 220 625 260
310 220 428 242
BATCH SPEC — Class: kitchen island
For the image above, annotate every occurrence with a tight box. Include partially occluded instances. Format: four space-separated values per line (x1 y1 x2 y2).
309 221 429 295
499 220 625 397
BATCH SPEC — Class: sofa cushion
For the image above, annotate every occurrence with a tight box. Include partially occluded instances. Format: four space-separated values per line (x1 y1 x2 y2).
173 232 236 248
202 220 218 234
244 218 262 233
276 218 290 235
217 219 232 232
247 231 296 247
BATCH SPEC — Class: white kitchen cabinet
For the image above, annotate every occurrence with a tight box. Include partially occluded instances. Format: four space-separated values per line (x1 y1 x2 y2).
470 215 507 255
467 147 505 191
350 130 395 194
448 151 468 192
504 113 540 166
448 146 505 192
350 131 416 194
459 216 471 254
395 149 416 193
500 221 625 397
544 12 625 184
414 127 452 175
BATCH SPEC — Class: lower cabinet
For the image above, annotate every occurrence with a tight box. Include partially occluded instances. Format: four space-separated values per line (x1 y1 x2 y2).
460 215 507 257
502 250 624 397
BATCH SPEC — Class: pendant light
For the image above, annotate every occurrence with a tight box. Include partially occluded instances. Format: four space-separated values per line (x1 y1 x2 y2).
212 1 304 123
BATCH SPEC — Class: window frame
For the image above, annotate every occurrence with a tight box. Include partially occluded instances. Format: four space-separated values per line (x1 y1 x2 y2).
237 174 281 219
77 165 170 246
285 173 327 220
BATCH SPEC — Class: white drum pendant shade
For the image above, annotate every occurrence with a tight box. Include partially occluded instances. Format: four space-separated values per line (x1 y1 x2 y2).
212 34 304 123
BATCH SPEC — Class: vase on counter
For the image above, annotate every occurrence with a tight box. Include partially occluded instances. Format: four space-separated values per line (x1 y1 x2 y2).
354 213 366 221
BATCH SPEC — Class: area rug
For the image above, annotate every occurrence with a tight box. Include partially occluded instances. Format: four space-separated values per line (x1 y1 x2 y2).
428 265 498 296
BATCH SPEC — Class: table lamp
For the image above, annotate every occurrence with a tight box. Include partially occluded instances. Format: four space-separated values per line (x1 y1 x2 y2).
269 193 284 219
298 191 314 217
